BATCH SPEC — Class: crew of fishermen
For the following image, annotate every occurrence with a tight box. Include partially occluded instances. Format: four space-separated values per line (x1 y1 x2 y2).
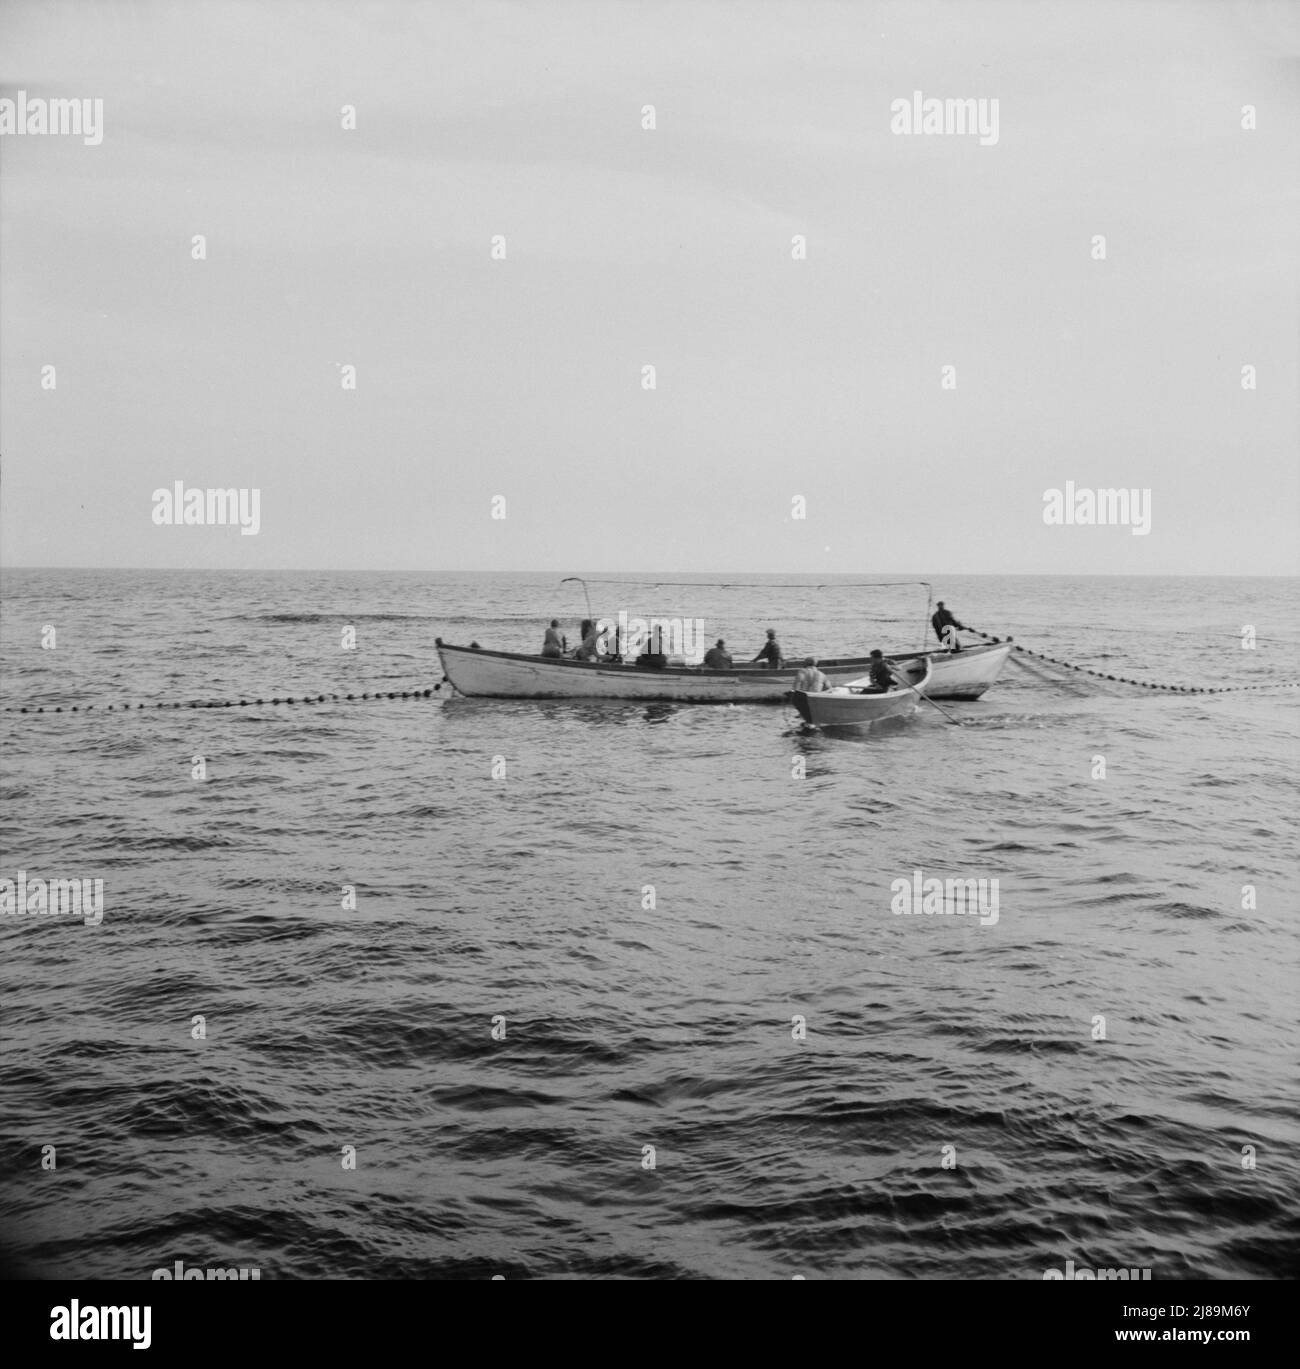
539 623 787 669
538 604 966 680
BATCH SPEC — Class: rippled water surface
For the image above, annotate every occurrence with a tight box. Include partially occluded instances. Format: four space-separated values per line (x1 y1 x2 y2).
1 570 1297 1278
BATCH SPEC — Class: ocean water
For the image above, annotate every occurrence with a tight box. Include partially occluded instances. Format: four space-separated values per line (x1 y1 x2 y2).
1 569 1297 1279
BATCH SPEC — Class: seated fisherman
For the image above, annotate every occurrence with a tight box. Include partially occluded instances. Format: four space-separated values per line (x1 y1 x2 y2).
598 620 623 663
752 629 783 669
793 658 831 692
703 638 733 669
572 619 602 660
541 620 565 658
863 649 896 692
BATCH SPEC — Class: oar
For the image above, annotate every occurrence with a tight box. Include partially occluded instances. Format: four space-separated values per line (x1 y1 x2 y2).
890 663 963 726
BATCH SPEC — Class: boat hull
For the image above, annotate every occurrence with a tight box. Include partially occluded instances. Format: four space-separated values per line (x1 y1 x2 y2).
435 639 1010 702
890 642 1012 700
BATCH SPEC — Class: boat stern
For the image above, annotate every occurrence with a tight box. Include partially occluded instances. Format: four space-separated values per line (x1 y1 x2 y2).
787 690 813 724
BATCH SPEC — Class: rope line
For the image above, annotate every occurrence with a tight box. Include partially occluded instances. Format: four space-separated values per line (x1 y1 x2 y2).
567 578 933 590
965 628 1300 695
3 689 440 715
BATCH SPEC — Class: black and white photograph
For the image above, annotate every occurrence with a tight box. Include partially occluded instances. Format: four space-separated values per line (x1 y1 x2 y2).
1 0 1296 1338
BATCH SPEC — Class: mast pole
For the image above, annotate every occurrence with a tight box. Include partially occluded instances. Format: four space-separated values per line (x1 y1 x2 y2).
560 576 594 624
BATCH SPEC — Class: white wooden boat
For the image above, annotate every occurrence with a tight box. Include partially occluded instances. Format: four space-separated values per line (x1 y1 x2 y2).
435 637 1009 702
788 658 932 727
891 641 1011 700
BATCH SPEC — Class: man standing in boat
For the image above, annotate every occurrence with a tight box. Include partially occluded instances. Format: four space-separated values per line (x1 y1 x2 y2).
931 601 966 652
752 629 784 669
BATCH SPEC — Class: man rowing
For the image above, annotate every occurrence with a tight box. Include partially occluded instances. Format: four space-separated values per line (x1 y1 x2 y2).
863 649 896 692
752 629 784 669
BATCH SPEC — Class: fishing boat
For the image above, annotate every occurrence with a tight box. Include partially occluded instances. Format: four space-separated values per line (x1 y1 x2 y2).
788 658 932 728
888 640 1011 699
434 637 1009 703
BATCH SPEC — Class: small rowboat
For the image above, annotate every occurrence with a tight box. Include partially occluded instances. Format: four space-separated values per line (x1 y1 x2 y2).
788 658 933 728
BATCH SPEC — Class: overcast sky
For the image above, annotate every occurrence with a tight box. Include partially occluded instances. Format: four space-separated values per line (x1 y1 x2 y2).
1 0 1296 574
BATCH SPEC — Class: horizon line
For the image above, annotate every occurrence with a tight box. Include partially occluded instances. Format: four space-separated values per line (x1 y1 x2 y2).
0 566 1296 579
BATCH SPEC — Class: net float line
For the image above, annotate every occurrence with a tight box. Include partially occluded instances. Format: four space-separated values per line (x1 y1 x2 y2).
3 689 440 715
964 628 1300 695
